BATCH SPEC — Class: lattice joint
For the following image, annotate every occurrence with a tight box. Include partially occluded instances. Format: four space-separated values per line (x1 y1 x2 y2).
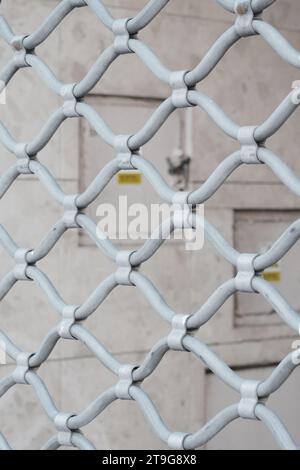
235 253 258 292
238 126 262 164
115 250 137 286
13 248 32 281
234 0 257 37
115 364 137 400
167 314 192 351
170 71 195 108
168 432 190 450
13 352 34 385
238 380 265 420
63 194 80 228
114 135 137 169
59 305 79 340
61 83 80 118
113 18 134 55
54 412 75 447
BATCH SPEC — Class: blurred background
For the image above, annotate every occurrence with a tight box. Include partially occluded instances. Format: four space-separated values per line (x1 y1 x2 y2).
0 0 300 450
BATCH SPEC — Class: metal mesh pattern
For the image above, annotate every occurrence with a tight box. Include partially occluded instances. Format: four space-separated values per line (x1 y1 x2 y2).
0 0 300 450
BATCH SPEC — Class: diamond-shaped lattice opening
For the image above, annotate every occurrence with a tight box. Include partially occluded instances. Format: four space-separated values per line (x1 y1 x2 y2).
55 4 114 88
82 284 169 357
141 350 206 433
1 62 59 124
234 210 300 330
0 65 60 173
205 363 300 450
79 93 187 246
0 282 59 355
0 173 61 249
0 366 58 450
52 354 162 450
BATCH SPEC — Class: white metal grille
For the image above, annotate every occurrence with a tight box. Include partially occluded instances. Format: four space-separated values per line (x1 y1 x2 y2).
0 0 300 450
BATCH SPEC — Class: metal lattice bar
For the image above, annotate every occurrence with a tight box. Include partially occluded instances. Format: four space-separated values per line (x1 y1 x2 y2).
0 0 300 450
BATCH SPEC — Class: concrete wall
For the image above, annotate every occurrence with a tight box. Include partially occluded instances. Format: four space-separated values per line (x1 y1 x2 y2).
0 0 300 450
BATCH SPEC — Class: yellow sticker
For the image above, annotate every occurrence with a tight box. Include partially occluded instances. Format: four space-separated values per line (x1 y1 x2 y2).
117 172 142 185
261 262 281 283
262 271 281 283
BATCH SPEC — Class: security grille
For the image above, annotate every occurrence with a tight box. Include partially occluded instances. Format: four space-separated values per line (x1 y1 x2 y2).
0 0 300 450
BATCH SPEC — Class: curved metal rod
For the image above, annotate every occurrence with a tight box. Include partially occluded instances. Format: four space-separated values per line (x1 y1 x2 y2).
184 336 243 392
0 59 18 88
0 16 15 44
0 375 16 398
84 0 115 31
29 160 67 205
29 328 61 368
75 274 118 320
74 45 118 98
254 219 300 272
0 329 21 359
71 324 122 374
256 405 298 450
76 214 118 261
41 431 96 450
131 386 171 443
23 0 85 50
0 224 19 257
0 164 21 199
26 371 59 420
252 277 300 333
68 387 117 429
127 0 170 34
26 267 67 314
258 352 299 398
27 221 68 265
253 20 300 68
133 339 169 382
76 159 119 209
258 148 300 197
25 54 63 95
0 272 17 301
76 102 115 147
186 26 240 85
185 404 240 449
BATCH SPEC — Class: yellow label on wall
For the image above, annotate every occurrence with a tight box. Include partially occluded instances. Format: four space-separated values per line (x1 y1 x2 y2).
117 172 142 185
262 271 281 283
261 263 281 283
